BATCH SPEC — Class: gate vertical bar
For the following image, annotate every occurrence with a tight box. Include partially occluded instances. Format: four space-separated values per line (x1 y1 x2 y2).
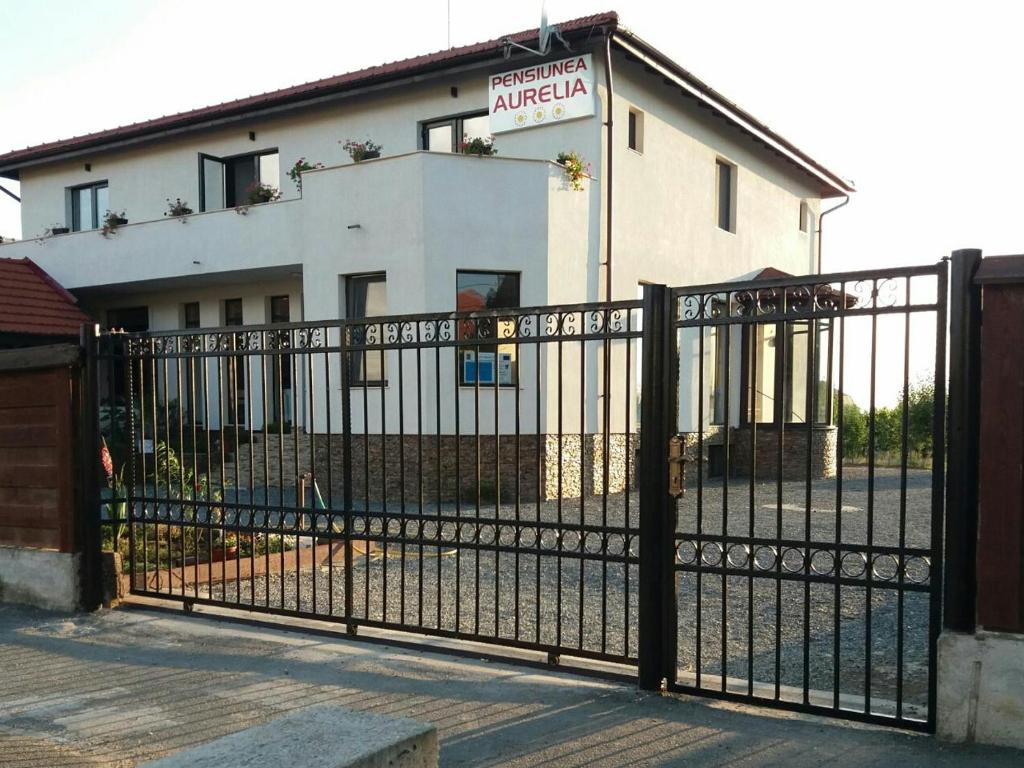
944 249 980 635
340 322 355 629
638 283 676 690
78 324 103 611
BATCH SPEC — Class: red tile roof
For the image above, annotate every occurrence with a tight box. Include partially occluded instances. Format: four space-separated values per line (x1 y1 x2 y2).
0 258 93 337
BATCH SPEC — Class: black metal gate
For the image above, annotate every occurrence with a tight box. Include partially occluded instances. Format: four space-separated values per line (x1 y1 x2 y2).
98 302 644 664
94 261 948 732
653 262 948 731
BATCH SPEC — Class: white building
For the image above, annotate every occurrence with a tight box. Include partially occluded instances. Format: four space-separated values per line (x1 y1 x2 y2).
0 12 852 497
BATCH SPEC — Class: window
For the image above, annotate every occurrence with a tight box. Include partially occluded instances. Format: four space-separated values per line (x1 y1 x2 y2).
268 295 293 427
69 181 109 231
799 200 811 232
106 306 148 332
346 273 388 385
183 302 201 329
222 299 245 425
421 112 490 153
199 150 279 211
716 159 735 232
456 270 520 386
106 306 148 402
223 298 243 326
182 303 204 423
628 109 644 153
710 326 728 424
745 320 831 425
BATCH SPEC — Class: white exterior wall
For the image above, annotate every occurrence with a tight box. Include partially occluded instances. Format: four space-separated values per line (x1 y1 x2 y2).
2 49 840 439
594 51 826 434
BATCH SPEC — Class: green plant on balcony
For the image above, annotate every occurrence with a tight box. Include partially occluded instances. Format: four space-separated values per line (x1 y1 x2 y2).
287 157 325 192
460 135 497 156
244 181 281 205
101 209 128 237
165 198 194 218
341 139 383 163
556 152 590 192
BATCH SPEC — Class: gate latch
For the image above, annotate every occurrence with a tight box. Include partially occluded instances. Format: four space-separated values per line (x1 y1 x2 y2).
668 435 688 498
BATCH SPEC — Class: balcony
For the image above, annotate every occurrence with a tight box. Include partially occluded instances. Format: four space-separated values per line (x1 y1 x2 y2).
1 152 594 300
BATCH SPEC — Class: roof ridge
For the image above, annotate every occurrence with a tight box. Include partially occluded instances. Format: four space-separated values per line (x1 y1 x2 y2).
0 12 618 165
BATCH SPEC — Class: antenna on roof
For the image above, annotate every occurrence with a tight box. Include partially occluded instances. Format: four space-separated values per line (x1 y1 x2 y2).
502 1 569 59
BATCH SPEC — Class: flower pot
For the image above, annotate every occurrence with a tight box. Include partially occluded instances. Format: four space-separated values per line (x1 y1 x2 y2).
51 227 69 235
112 217 128 226
357 150 380 161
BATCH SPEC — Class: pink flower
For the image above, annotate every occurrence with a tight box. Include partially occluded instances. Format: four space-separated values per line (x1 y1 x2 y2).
100 441 113 480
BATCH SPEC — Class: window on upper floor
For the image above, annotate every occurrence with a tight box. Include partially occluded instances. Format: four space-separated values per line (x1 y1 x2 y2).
716 159 736 233
421 112 490 153
628 109 644 153
69 181 109 231
456 270 520 387
199 150 279 211
799 200 811 232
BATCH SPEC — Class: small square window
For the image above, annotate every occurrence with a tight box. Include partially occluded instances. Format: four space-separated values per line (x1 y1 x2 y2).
628 109 644 153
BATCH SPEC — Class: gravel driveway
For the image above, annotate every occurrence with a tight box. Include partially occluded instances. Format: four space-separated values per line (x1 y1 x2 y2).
181 465 936 719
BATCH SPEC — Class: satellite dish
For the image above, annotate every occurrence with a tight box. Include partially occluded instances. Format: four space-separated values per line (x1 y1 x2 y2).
538 6 552 53
503 1 569 58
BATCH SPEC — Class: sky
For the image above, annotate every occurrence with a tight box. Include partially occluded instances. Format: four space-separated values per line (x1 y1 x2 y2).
0 0 1020 405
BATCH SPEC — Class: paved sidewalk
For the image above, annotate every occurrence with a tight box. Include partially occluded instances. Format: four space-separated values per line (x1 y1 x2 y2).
0 602 1017 767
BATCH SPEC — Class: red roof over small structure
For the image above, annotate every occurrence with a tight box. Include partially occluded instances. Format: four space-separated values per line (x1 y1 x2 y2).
0 258 92 337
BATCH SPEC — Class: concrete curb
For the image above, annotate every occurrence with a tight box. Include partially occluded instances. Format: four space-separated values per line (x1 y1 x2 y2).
140 704 438 768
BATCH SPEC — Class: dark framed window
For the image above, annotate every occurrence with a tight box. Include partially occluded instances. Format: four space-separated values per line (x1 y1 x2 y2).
346 273 388 386
710 326 729 425
421 112 489 153
221 298 245 425
268 295 293 427
182 303 203 423
69 181 109 231
106 306 148 332
106 306 148 402
183 302 201 329
456 270 520 387
716 159 735 232
628 109 644 153
199 149 279 211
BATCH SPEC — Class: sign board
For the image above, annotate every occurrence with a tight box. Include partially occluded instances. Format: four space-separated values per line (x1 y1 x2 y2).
489 54 595 133
462 351 515 386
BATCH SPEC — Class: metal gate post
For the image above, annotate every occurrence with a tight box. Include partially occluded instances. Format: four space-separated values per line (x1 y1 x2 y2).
638 283 677 690
944 248 982 633
77 323 103 611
